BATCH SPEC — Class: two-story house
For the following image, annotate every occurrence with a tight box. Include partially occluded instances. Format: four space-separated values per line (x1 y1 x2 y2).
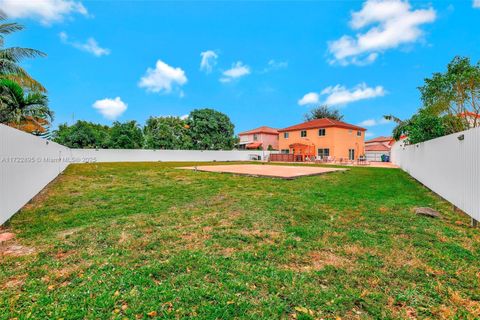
278 118 366 160
237 126 279 150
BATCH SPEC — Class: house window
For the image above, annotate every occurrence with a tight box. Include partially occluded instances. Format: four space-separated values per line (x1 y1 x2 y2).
349 129 352 134
300 130 307 137
349 149 355 160
317 148 330 159
253 134 258 141
357 131 362 136
318 128 326 136
281 149 289 154
284 132 289 139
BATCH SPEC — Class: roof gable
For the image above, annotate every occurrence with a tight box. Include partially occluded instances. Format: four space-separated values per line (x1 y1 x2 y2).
365 136 393 144
278 118 366 132
238 126 279 135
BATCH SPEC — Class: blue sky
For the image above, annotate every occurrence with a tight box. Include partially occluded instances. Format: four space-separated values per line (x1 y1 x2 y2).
3 0 480 138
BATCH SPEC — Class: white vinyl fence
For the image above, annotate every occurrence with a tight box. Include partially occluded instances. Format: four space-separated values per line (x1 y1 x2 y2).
0 124 276 225
0 124 72 225
69 149 273 163
391 126 480 221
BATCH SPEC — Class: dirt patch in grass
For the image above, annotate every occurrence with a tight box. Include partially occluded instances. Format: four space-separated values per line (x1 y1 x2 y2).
180 230 212 249
57 227 84 238
118 230 130 244
0 244 36 257
238 228 282 243
448 289 480 318
386 298 418 320
55 249 77 260
285 250 352 272
343 244 372 257
1 275 27 290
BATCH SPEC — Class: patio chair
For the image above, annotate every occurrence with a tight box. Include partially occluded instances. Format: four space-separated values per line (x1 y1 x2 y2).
310 156 317 163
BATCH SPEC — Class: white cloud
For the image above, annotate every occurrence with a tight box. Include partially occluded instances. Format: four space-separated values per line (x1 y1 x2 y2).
328 0 436 65
220 61 251 83
200 50 218 73
298 83 386 106
138 60 188 93
262 59 288 73
358 117 391 127
298 92 320 106
358 119 377 127
365 131 375 138
0 0 88 24
321 83 386 106
92 97 127 120
59 32 110 57
474 0 480 8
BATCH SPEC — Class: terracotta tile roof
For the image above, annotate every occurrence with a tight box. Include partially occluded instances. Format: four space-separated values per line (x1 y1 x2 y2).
246 142 263 149
365 136 393 144
238 126 279 135
365 143 391 152
459 111 480 118
278 118 366 132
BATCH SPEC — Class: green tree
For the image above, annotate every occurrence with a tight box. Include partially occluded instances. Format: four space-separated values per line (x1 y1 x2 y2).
304 105 344 121
0 78 52 132
108 121 144 149
144 116 192 150
419 56 480 131
53 121 110 149
0 12 46 92
385 110 448 144
187 108 235 150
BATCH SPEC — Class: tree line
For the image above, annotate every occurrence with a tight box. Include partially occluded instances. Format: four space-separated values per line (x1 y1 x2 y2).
53 108 237 150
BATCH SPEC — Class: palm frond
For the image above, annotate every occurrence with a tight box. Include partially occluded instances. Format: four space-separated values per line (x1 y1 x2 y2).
383 114 403 124
0 47 46 62
0 58 28 74
0 78 52 128
0 22 24 37
2 72 47 92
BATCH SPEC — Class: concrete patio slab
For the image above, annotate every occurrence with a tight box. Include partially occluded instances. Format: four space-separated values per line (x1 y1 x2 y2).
179 164 346 179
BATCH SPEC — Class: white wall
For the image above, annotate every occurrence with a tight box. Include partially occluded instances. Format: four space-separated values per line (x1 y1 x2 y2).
391 127 480 221
0 124 72 225
69 149 274 163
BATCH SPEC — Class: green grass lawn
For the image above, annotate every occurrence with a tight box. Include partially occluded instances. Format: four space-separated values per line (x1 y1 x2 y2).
1 162 479 319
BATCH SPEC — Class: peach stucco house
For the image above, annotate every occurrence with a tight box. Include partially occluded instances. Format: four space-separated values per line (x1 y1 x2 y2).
277 118 366 161
237 126 279 150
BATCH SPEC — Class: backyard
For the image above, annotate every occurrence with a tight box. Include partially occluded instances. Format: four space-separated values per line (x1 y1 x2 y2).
1 162 479 319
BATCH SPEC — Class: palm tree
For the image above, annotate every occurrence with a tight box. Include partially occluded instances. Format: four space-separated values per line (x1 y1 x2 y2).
0 11 46 92
0 78 53 133
384 114 409 141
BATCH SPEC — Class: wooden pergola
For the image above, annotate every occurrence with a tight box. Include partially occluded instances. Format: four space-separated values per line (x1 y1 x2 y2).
289 142 316 162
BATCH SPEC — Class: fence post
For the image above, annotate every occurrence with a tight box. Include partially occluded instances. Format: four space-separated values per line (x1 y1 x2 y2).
472 218 479 228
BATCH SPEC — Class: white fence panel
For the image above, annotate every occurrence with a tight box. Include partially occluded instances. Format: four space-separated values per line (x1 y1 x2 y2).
391 127 480 221
69 149 274 163
0 124 72 225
